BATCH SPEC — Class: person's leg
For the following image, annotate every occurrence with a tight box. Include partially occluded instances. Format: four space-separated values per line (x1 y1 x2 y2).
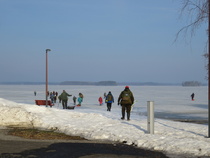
64 100 67 109
62 101 65 109
107 103 111 111
121 104 125 119
126 104 131 120
109 103 112 111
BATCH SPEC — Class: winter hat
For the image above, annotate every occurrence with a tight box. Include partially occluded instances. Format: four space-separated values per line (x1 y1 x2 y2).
125 86 129 89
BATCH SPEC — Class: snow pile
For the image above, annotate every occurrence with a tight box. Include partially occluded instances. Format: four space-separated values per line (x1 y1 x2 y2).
0 97 209 158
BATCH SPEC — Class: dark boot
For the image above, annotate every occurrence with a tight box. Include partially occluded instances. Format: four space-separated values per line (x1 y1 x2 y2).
127 113 130 121
121 111 125 120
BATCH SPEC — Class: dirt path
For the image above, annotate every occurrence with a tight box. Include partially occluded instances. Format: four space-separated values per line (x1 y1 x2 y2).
0 128 168 158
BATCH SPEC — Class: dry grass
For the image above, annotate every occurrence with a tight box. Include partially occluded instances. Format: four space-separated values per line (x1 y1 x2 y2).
8 128 86 140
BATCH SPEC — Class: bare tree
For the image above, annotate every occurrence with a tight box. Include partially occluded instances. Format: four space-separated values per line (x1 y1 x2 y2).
176 0 208 77
177 1 210 138
176 0 208 40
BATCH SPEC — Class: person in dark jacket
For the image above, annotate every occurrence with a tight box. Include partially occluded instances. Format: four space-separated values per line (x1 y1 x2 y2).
118 86 134 120
191 93 195 101
58 90 72 109
105 91 114 111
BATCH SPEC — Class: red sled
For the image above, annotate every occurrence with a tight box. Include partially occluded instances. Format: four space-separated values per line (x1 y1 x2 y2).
35 100 54 107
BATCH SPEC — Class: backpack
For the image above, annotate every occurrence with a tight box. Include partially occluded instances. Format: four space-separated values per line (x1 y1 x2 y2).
107 94 113 101
121 91 132 104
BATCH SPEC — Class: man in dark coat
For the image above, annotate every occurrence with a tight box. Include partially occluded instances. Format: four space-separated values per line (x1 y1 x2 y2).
58 90 72 109
191 93 195 101
118 86 134 121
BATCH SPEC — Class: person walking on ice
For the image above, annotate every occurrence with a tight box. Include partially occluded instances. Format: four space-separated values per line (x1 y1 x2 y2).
77 93 83 106
98 96 103 105
118 86 134 121
191 93 195 101
58 90 72 109
73 96 77 105
105 91 114 111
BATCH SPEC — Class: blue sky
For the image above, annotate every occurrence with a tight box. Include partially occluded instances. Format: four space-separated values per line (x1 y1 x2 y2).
0 0 208 83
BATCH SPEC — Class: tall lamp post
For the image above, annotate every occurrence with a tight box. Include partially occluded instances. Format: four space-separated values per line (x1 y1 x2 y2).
46 49 51 107
208 0 210 138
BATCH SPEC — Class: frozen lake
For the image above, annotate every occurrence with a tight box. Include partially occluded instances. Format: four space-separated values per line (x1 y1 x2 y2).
0 85 208 123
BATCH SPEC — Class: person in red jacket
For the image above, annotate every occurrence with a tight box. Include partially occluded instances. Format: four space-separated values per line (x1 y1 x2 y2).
98 96 103 105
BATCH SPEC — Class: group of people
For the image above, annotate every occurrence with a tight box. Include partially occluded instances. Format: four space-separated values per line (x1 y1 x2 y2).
38 86 196 121
98 86 134 120
34 90 59 103
48 87 195 121
50 91 59 103
58 90 84 109
98 91 115 111
48 86 134 121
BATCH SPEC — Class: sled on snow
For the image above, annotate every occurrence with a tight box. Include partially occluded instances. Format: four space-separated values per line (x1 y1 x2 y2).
67 106 75 110
35 100 54 107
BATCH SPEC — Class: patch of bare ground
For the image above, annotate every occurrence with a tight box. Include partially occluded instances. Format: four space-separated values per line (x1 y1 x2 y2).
7 128 86 140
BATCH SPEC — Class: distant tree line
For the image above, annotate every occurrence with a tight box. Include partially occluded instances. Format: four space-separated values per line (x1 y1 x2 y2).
60 81 117 86
182 81 202 86
95 81 117 86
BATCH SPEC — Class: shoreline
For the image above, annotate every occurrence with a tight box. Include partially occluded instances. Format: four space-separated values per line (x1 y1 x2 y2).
153 111 208 125
172 119 208 125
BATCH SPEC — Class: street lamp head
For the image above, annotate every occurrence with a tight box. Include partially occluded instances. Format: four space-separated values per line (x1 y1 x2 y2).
46 49 51 52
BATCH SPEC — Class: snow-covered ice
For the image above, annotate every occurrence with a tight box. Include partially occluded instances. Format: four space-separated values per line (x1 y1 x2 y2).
0 85 209 158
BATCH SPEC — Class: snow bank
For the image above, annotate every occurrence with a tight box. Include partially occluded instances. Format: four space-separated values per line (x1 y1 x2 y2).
0 98 210 158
